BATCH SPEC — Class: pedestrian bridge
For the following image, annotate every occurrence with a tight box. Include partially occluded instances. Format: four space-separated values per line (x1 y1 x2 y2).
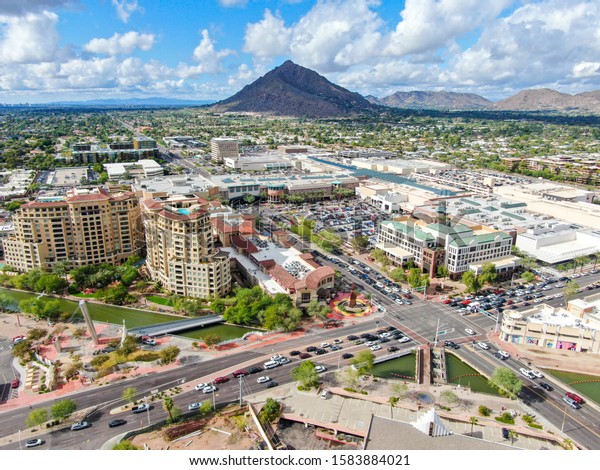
128 314 224 337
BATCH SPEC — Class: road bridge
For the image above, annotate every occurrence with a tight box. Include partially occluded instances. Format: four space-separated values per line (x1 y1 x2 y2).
129 314 224 337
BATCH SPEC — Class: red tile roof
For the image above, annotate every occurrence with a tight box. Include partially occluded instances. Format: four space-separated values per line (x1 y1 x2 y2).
231 235 259 253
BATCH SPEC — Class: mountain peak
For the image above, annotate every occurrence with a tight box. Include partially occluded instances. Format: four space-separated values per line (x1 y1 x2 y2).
212 61 374 118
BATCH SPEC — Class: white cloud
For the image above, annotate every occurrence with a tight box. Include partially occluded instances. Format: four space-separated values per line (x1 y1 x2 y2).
384 0 512 57
0 11 60 64
111 0 142 23
572 62 600 79
84 31 155 56
187 29 234 75
0 1 74 16
219 0 248 7
243 9 290 59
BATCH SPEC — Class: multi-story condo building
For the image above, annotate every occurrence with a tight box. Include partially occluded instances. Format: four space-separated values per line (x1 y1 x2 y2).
377 217 517 280
71 137 158 164
3 187 143 272
211 137 239 162
142 196 231 299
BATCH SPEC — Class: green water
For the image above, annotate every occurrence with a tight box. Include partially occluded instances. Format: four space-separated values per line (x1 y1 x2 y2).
445 353 499 395
0 288 255 341
547 370 600 405
372 353 416 381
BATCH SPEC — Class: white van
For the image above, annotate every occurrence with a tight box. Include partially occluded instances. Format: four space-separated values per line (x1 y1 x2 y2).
263 360 279 370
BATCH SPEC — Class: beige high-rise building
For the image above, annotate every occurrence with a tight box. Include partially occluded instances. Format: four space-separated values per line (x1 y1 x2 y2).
141 196 231 298
3 187 143 272
210 137 239 162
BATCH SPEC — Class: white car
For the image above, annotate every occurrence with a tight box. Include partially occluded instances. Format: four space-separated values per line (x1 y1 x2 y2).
397 336 410 343
530 369 544 379
365 341 377 346
554 293 563 298
497 350 510 359
315 365 327 373
370 344 382 351
271 354 284 361
332 339 343 344
465 328 476 335
257 376 271 384
276 356 291 364
519 368 536 379
202 385 217 393
194 382 208 391
320 342 331 348
188 402 202 411
477 342 490 350
395 299 403 304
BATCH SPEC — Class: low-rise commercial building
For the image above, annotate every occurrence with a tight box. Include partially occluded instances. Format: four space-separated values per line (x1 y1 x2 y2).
103 159 164 180
70 137 158 164
500 292 600 353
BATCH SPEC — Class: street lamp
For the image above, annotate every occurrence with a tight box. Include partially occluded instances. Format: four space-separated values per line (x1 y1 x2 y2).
144 397 151 427
18 429 22 450
433 318 449 347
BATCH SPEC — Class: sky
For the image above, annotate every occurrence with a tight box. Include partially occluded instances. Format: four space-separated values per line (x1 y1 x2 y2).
1 0 600 103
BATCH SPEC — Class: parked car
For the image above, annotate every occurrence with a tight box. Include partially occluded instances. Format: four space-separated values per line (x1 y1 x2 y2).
563 396 581 409
257 376 271 384
289 350 301 356
214 376 230 384
194 382 208 391
397 336 410 343
444 341 459 349
71 421 91 431
265 381 278 388
315 365 327 373
232 370 248 378
108 419 127 428
464 328 476 335
299 353 311 359
248 367 263 374
387 346 399 352
11 378 19 389
501 428 509 439
202 385 217 394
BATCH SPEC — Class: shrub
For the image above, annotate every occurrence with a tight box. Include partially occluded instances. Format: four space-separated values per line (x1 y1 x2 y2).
478 405 492 417
495 412 515 424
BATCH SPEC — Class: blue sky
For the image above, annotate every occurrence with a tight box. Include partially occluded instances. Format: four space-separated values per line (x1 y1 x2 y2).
1 0 600 103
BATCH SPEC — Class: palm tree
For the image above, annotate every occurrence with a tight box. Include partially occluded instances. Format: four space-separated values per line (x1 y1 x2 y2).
162 396 174 422
562 438 575 450
468 416 478 435
508 429 518 446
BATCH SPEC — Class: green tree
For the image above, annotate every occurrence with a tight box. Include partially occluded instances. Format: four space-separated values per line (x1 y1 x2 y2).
351 236 369 253
290 360 320 389
203 334 221 348
479 263 498 286
488 367 523 399
112 440 141 450
564 280 580 302
122 387 138 404
521 271 535 283
0 293 12 311
351 350 375 376
389 267 406 282
27 328 48 342
508 429 518 446
26 408 49 429
440 390 459 406
117 335 140 357
50 399 77 420
461 270 482 294
11 339 34 362
391 383 410 399
259 398 281 423
469 416 479 435
162 396 175 422
159 345 180 364
436 265 449 279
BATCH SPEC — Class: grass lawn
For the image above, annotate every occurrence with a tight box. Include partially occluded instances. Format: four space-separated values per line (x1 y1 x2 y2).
73 292 96 298
146 295 170 306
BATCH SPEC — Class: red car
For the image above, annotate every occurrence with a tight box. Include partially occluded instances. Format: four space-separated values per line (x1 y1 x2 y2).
214 376 230 384
566 392 584 404
442 299 452 304
461 300 471 305
11 378 20 389
299 353 311 359
232 370 248 378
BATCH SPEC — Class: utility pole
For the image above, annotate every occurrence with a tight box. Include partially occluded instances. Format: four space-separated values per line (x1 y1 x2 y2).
239 376 243 407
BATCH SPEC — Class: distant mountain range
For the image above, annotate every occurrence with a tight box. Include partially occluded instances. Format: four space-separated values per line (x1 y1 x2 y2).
42 97 214 107
367 91 492 110
210 60 374 118
3 62 600 115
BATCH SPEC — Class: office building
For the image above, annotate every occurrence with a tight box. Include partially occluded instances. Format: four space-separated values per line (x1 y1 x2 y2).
3 187 143 272
142 196 231 299
211 138 239 162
